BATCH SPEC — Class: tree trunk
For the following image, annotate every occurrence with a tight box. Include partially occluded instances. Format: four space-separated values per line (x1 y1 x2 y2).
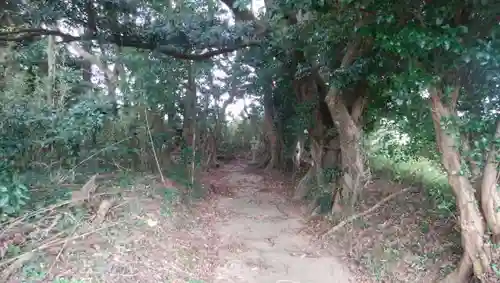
203 131 218 169
325 94 366 208
430 87 492 283
183 62 196 151
183 62 198 190
150 109 169 168
294 164 314 200
163 112 178 167
480 121 500 242
323 137 343 213
0 3 16 88
46 34 56 105
323 40 368 209
262 90 280 170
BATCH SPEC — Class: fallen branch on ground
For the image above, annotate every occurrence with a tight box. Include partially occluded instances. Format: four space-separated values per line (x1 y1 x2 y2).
321 187 413 238
0 222 120 270
47 220 82 276
0 252 34 282
0 191 118 237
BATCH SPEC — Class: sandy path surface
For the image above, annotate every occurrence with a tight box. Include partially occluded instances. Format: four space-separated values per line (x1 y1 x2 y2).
210 161 353 283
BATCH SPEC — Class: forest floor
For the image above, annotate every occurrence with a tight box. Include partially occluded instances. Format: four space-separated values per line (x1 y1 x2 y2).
4 158 461 283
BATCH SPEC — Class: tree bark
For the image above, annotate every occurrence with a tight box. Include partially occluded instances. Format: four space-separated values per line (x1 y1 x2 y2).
430 87 492 283
325 101 365 207
480 121 500 242
294 164 314 200
262 89 280 170
322 40 368 209
326 94 366 208
183 62 196 150
46 34 56 105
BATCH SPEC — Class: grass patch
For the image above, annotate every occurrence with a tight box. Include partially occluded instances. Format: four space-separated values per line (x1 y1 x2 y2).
368 153 455 217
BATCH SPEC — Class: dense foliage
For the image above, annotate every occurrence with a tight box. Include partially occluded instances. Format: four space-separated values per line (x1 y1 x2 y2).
1 0 499 281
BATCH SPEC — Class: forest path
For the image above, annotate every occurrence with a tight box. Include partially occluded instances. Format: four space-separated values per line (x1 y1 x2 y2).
208 159 354 283
6 159 359 283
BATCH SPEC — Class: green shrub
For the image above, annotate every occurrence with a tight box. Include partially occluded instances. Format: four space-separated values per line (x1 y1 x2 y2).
0 173 30 219
368 152 455 217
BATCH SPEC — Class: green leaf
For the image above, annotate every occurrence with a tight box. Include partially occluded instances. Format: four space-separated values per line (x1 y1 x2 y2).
444 41 450 51
232 0 249 9
3 205 15 214
0 195 9 207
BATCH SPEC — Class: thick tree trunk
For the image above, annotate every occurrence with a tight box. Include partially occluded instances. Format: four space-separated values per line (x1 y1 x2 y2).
291 73 330 200
430 88 492 283
323 40 368 209
310 138 326 190
182 62 199 195
262 90 281 170
323 137 343 213
481 121 500 241
325 94 366 208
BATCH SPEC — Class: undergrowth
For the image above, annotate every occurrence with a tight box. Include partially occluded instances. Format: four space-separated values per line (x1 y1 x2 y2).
0 165 202 282
368 152 455 218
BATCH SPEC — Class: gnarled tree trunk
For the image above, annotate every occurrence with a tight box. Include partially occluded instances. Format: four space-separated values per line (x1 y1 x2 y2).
430 86 498 283
322 40 369 210
326 93 367 209
291 74 324 200
480 121 500 242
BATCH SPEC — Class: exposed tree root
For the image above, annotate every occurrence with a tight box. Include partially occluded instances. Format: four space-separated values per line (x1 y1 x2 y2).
321 187 413 238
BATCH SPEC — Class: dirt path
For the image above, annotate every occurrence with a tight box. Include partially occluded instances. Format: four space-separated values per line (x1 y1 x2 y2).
209 160 354 283
3 158 455 283
6 159 357 283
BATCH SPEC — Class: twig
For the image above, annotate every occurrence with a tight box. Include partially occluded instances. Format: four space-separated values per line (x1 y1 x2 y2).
0 222 120 269
0 192 116 237
43 214 62 237
0 252 34 282
47 222 81 275
321 187 413 238
143 107 166 185
41 229 71 247
109 199 130 212
164 261 197 279
59 137 131 183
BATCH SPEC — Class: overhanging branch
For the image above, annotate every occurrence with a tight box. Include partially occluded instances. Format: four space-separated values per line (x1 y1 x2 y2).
0 28 260 60
220 0 268 35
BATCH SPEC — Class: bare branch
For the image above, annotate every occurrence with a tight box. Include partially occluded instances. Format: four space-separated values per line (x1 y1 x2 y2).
321 187 414 238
